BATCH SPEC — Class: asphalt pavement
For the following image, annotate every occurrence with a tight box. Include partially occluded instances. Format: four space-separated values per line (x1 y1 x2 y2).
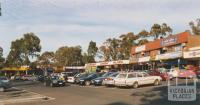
1 79 200 105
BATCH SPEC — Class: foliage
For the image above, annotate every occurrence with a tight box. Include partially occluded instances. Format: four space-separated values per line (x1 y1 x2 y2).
86 41 98 63
5 33 41 67
189 18 200 35
55 46 83 66
37 51 55 67
150 23 172 40
99 32 138 61
0 47 5 69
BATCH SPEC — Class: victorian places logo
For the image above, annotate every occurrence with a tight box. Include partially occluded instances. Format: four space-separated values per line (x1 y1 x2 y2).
168 77 197 101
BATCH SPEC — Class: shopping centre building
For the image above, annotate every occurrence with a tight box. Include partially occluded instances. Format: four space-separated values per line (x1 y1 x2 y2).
85 31 200 72
130 31 200 70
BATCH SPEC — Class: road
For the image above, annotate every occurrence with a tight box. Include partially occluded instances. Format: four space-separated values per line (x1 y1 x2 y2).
1 79 200 105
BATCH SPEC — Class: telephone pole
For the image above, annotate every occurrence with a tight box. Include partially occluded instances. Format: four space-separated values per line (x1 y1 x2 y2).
0 2 2 16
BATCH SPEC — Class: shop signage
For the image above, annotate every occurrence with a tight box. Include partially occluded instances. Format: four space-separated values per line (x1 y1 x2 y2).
138 56 150 62
184 50 200 58
161 36 178 46
135 45 145 53
100 61 109 66
111 60 129 65
156 51 182 60
129 57 138 63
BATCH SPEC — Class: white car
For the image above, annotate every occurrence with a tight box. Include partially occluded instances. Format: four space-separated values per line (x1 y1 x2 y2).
167 68 179 78
114 72 162 88
102 72 119 86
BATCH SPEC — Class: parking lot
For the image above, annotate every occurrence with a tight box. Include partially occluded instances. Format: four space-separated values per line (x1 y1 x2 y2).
0 79 199 105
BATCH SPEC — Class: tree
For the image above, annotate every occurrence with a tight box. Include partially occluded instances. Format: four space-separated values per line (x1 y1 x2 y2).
119 32 138 59
137 30 150 45
0 47 5 69
138 39 149 45
189 18 200 35
55 46 83 66
150 23 172 40
87 41 98 63
5 33 41 67
138 29 149 38
37 51 55 67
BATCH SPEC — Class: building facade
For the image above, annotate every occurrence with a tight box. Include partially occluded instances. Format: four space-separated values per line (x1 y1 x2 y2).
130 31 200 70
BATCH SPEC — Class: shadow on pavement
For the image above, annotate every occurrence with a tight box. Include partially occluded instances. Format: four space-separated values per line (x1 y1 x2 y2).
106 102 132 105
131 81 200 105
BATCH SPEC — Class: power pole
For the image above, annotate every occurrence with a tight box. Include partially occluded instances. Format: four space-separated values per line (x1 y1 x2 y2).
0 2 1 16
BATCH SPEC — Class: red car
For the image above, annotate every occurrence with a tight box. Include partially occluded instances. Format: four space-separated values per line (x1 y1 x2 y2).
148 70 170 81
178 70 196 78
194 70 200 78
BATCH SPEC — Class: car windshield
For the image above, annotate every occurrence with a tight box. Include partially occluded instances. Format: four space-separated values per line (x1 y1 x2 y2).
0 76 7 80
51 76 59 80
110 73 119 77
102 72 112 77
118 74 127 78
87 73 96 78
79 73 89 78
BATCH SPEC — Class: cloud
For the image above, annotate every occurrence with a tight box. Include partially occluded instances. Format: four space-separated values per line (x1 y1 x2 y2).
0 0 200 58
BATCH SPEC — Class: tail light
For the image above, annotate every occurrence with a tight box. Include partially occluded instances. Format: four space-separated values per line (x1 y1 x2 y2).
105 77 113 81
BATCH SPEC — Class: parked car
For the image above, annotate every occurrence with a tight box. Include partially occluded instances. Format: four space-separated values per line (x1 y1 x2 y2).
66 72 78 83
21 75 38 81
44 75 66 87
0 76 11 92
10 75 21 80
147 70 170 81
38 75 45 82
167 68 179 79
103 72 119 86
61 72 77 82
74 73 90 84
91 72 114 86
178 70 197 78
79 73 104 86
194 70 200 79
114 72 162 88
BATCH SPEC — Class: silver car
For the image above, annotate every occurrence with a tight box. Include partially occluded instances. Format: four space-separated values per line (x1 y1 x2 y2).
0 76 11 92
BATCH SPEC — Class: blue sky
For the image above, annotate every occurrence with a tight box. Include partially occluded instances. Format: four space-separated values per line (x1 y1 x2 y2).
0 0 200 58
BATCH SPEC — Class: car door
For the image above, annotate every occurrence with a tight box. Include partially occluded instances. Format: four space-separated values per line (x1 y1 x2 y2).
115 73 127 85
142 72 155 84
136 73 147 85
137 72 153 85
126 73 137 86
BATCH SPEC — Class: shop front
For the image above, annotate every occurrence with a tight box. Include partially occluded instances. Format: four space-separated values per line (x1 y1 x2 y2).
184 48 200 67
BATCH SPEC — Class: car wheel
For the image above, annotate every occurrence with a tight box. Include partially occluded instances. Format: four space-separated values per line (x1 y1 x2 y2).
0 87 5 92
133 82 138 88
50 83 54 87
85 81 91 86
154 79 159 86
44 82 47 86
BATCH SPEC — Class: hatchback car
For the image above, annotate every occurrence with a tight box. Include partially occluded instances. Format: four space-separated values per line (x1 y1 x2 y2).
44 75 66 87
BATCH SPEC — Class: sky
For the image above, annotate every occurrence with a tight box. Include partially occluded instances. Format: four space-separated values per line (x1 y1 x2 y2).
0 0 200 58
